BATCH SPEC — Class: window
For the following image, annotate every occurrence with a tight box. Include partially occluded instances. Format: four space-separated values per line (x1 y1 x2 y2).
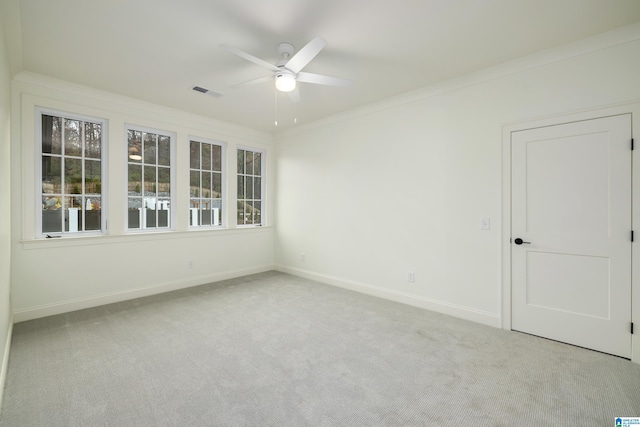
237 148 263 226
39 111 105 237
127 127 173 230
190 139 224 228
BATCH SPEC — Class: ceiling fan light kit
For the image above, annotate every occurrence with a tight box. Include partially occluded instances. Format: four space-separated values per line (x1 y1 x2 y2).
275 71 296 92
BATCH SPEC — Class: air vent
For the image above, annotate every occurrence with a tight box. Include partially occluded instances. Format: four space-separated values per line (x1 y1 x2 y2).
192 85 223 98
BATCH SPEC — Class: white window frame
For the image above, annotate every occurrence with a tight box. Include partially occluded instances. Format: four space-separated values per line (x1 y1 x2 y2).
188 136 226 229
125 124 176 233
35 107 108 238
236 146 266 227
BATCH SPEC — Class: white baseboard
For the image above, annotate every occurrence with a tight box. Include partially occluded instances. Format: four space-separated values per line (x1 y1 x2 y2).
13 265 274 323
276 265 501 328
0 313 13 413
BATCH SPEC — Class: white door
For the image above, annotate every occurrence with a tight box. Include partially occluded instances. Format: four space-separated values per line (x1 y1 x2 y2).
511 114 632 358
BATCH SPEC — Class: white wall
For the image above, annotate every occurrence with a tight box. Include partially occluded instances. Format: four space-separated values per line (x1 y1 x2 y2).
274 26 640 329
0 4 13 408
10 73 275 321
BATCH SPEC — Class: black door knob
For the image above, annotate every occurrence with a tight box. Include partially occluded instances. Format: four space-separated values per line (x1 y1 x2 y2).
514 238 531 245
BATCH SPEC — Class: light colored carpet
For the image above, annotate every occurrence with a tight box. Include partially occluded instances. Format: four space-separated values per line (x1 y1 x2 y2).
1 271 639 426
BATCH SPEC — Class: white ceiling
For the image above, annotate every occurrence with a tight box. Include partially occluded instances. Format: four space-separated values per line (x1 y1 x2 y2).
3 0 640 133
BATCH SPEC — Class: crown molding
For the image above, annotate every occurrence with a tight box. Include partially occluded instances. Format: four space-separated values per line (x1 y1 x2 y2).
278 23 640 138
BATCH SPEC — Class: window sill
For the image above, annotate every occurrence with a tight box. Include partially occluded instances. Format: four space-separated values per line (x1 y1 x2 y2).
21 226 272 249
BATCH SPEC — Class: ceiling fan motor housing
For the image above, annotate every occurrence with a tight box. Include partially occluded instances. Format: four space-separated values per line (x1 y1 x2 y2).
277 42 295 58
276 43 295 67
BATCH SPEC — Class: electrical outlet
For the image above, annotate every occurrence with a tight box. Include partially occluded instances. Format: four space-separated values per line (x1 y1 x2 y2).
188 260 193 268
408 272 415 282
300 253 305 261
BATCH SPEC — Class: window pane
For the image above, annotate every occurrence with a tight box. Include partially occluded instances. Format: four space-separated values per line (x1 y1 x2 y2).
245 151 253 175
64 207 79 232
64 119 82 156
190 199 200 226
212 172 222 198
84 122 101 159
202 172 211 198
144 167 156 196
254 201 262 225
237 201 245 224
254 152 261 176
201 204 212 226
237 150 244 174
128 197 141 209
145 202 157 228
63 196 83 232
85 196 101 231
254 177 261 199
190 141 200 169
42 196 62 232
190 171 200 197
202 143 211 170
128 164 142 196
67 195 83 210
158 167 170 197
65 158 82 194
158 135 170 166
245 201 254 225
212 199 222 226
85 160 101 195
128 197 141 229
157 199 170 227
85 196 100 210
143 133 156 164
237 176 245 199
212 145 222 171
246 176 254 200
42 156 61 194
128 130 142 163
42 115 62 155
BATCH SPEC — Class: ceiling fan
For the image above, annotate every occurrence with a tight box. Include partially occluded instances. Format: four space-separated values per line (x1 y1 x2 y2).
220 36 351 103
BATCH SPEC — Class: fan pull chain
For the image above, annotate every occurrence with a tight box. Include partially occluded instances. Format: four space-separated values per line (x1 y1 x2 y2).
274 86 278 126
274 87 278 127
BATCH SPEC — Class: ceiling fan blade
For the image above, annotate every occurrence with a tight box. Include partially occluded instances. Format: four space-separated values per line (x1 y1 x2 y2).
285 36 327 73
297 72 351 87
230 75 273 89
220 44 279 72
287 88 301 104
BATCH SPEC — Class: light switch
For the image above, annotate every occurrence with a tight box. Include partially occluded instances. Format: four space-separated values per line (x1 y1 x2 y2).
480 217 491 231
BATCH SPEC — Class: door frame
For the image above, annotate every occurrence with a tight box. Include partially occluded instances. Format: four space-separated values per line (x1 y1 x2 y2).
501 102 640 364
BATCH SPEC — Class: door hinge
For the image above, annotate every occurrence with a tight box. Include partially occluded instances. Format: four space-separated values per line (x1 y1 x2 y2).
632 322 635 335
632 230 635 242
632 138 635 150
